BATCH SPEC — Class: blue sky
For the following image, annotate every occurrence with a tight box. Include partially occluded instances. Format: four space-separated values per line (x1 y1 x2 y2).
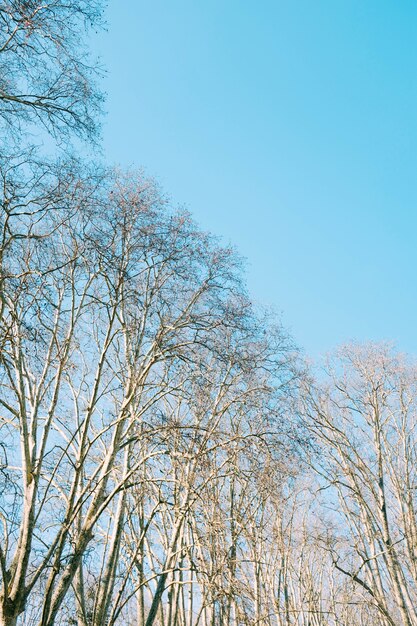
94 1 417 356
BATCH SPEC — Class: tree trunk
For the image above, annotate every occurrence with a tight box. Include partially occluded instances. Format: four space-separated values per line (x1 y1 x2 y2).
0 606 18 626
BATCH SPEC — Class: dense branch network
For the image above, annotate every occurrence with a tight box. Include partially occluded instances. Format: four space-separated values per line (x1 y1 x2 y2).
1 2 417 626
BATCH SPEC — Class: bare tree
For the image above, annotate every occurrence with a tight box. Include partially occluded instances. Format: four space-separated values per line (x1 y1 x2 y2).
304 343 417 626
0 0 105 147
0 166 299 626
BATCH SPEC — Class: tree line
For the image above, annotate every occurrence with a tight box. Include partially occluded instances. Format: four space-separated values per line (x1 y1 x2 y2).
1 2 417 626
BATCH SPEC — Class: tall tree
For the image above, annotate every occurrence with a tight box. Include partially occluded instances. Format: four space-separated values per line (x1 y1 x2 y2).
0 0 105 147
304 344 417 626
0 168 298 626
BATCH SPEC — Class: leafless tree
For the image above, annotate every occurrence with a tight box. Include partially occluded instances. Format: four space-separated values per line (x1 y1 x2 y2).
0 166 299 626
0 0 105 147
304 343 417 626
6 6 409 626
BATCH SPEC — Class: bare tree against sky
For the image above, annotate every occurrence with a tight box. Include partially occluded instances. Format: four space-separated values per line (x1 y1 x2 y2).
0 0 105 147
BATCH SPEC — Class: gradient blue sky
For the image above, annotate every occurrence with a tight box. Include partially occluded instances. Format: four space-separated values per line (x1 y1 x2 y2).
94 1 417 356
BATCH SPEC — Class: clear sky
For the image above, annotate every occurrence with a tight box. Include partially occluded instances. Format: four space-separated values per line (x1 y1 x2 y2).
93 1 417 357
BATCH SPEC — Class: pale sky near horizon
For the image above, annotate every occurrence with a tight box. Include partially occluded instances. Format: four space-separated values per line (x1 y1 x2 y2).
93 1 417 357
